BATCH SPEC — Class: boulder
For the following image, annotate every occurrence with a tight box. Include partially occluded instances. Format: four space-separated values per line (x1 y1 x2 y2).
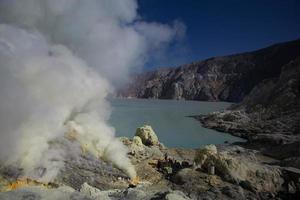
129 136 145 154
194 145 284 193
80 182 103 199
132 136 143 147
135 125 159 146
80 182 119 200
194 144 217 167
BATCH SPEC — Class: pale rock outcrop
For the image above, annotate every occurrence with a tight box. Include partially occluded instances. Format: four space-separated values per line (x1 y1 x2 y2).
194 144 218 168
132 136 143 147
127 136 145 154
80 182 108 200
194 146 284 193
135 125 159 146
165 190 191 200
79 182 189 200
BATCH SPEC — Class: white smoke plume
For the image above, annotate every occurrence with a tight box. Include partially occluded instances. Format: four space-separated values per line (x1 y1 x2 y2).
0 0 185 181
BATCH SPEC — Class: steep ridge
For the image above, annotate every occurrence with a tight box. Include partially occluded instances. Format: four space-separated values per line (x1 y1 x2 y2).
119 39 300 102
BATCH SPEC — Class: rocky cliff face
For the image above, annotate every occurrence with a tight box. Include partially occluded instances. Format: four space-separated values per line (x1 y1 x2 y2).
198 57 300 139
118 39 300 102
196 56 300 173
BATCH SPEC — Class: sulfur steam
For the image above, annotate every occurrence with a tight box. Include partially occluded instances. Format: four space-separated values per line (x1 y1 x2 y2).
0 0 185 181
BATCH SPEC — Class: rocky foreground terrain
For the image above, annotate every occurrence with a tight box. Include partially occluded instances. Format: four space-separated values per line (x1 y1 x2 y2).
0 125 299 199
118 39 300 102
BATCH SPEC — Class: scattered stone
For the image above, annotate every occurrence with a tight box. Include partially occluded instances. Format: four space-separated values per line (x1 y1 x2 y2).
0 186 91 200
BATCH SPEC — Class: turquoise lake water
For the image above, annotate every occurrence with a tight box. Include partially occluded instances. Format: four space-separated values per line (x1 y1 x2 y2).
109 98 244 148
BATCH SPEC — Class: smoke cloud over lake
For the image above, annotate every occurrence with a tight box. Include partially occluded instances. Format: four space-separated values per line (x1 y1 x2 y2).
0 0 185 181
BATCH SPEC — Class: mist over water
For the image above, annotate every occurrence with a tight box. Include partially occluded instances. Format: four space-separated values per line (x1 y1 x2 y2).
0 0 185 181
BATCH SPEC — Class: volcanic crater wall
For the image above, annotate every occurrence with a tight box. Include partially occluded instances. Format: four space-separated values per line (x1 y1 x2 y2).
119 39 300 102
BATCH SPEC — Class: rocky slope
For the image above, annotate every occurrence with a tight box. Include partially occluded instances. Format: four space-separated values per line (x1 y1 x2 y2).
195 56 300 169
1 125 299 199
118 39 300 102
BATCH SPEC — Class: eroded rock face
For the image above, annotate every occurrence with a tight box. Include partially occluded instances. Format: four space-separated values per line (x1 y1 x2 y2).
194 145 284 193
132 136 143 147
129 136 145 153
135 125 159 146
118 39 300 102
194 144 218 168
173 168 260 200
196 57 300 165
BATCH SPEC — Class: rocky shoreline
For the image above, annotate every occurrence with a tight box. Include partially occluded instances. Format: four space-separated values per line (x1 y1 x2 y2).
193 56 300 167
1 125 299 199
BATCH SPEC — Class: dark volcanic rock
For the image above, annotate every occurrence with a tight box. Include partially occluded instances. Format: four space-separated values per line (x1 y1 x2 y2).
197 57 300 138
195 57 300 170
118 39 300 102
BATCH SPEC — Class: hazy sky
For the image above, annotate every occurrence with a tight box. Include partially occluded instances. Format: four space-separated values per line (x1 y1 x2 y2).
138 0 300 69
